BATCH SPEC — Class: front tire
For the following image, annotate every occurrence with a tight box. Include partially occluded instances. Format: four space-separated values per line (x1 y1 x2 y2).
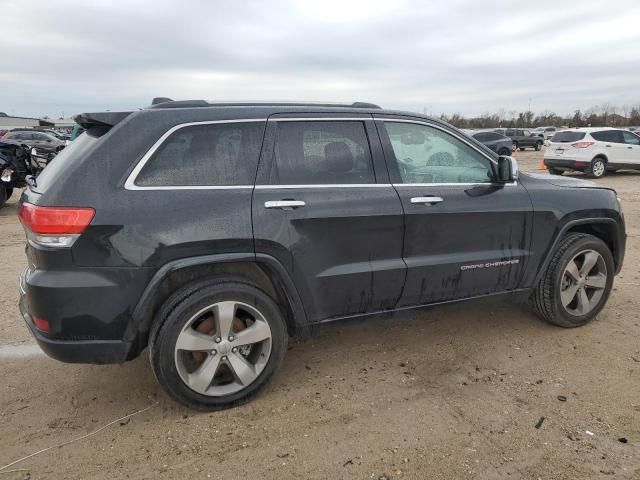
150 278 288 410
532 233 614 327
535 141 542 151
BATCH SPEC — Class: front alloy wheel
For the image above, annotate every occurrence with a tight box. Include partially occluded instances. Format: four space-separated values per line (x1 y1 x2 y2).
559 250 607 316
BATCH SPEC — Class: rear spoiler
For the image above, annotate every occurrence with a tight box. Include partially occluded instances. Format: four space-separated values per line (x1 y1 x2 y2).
73 111 132 136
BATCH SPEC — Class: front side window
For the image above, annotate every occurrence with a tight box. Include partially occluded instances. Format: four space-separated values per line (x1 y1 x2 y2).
271 121 375 185
385 122 493 184
135 122 265 187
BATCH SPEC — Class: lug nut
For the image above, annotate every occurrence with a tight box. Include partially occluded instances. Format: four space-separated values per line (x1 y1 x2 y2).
232 347 238 353
222 355 227 360
228 335 234 342
211 349 217 355
215 337 221 343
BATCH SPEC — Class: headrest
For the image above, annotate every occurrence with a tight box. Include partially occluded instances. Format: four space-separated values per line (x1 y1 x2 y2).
324 142 353 173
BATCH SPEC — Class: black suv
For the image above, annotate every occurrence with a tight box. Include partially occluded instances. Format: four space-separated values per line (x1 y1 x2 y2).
18 100 625 410
503 128 544 151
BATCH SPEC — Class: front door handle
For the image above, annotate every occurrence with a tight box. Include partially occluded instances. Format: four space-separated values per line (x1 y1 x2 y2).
605 144 612 147
628 146 633 149
410 196 444 205
264 200 306 209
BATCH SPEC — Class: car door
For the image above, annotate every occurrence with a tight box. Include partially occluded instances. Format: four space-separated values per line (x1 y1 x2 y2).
622 131 640 164
252 114 406 323
375 116 533 307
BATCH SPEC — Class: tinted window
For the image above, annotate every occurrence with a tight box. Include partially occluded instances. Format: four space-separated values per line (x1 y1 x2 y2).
474 132 502 142
385 122 492 184
591 130 624 143
545 127 556 132
551 131 586 142
271 121 375 185
505 129 515 136
135 122 265 187
623 131 640 145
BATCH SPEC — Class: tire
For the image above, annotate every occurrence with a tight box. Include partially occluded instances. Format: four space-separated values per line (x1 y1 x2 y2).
5 188 13 200
498 148 511 156
0 184 6 209
547 167 563 175
588 157 606 178
535 141 542 151
532 233 614 328
150 278 288 410
512 142 519 151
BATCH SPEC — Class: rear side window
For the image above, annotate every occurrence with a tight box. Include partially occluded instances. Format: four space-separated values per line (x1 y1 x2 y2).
590 130 624 143
271 121 375 185
135 122 265 187
551 131 586 142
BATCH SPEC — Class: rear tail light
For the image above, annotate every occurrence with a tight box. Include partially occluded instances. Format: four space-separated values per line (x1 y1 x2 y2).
18 203 95 248
33 316 50 333
571 141 595 148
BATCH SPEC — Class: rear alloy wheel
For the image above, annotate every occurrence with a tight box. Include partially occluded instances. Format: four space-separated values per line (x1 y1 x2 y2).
532 233 614 327
589 158 606 178
151 279 287 410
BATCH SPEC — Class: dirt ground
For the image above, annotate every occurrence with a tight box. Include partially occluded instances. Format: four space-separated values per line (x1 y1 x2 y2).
1 149 639 479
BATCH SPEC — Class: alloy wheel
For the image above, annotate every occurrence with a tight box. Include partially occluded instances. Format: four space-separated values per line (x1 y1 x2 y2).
560 249 607 316
174 301 272 396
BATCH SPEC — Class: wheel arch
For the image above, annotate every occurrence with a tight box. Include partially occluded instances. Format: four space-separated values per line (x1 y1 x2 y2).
592 153 608 164
127 253 309 349
534 218 623 283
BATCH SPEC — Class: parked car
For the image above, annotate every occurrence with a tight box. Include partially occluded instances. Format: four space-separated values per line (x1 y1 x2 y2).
18 100 625 410
0 141 47 208
531 126 557 140
504 128 544 151
469 131 513 156
2 130 66 154
544 128 640 177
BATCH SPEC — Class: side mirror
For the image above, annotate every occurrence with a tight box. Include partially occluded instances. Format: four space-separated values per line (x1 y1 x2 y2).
497 155 518 182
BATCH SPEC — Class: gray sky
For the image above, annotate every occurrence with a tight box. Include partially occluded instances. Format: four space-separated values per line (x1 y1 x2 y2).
1 0 639 118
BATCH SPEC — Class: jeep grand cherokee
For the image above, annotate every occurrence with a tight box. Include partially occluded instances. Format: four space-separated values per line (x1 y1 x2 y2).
18 99 625 410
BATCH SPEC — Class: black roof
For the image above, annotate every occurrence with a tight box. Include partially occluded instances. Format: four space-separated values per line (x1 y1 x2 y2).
149 98 382 110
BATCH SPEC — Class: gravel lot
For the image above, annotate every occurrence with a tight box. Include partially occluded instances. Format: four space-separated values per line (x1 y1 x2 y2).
1 149 639 479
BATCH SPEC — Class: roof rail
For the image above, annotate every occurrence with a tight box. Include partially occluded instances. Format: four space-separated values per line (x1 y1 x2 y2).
148 99 382 109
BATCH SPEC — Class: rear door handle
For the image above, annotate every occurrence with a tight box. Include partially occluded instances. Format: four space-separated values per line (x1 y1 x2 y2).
628 146 633 149
410 196 444 205
264 200 306 209
605 144 612 147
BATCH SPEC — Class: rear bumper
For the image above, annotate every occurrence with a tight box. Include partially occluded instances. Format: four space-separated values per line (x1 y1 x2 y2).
19 297 133 363
543 158 589 170
18 267 146 364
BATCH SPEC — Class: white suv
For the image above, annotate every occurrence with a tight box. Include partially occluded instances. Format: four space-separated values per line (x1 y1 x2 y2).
544 128 640 178
532 126 557 140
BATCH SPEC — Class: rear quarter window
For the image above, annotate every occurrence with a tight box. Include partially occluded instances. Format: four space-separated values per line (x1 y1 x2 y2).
551 131 586 142
135 122 265 187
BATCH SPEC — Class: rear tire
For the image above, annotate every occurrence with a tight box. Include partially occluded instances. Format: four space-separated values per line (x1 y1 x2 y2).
547 167 563 175
535 141 542 151
5 187 13 200
150 278 288 410
588 157 606 178
498 148 511 156
0 184 6 209
531 233 614 327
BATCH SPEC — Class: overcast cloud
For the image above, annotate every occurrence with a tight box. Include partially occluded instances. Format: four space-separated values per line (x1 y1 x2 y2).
1 0 639 118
